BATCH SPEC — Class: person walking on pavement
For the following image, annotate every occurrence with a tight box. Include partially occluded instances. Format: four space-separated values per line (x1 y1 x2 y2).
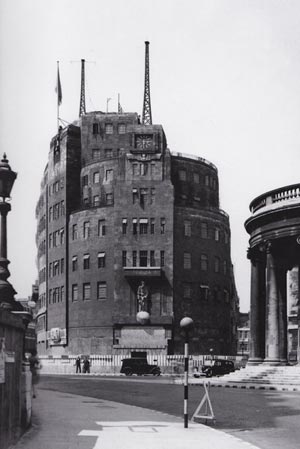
83 357 90 373
28 349 41 398
75 356 81 373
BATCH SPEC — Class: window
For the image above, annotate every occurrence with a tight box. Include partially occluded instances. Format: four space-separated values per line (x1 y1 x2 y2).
49 289 52 304
49 233 52 248
82 175 88 186
139 218 148 234
106 169 113 181
60 228 65 245
132 188 138 204
160 250 165 267
200 285 209 300
150 163 155 176
72 284 78 301
60 258 64 274
72 224 78 240
139 251 148 267
183 283 191 299
105 124 113 134
215 228 220 241
93 123 99 134
179 169 187 181
53 288 58 304
200 254 208 271
140 188 148 207
140 163 147 176
93 172 100 183
122 218 127 234
106 193 113 205
83 254 90 270
201 223 208 238
97 281 107 300
54 261 59 276
98 252 106 268
205 174 209 186
150 188 155 204
223 260 227 275
214 257 220 273
132 163 139 176
83 221 90 239
92 148 100 159
132 218 137 235
224 231 229 244
122 251 127 267
93 195 100 207
150 218 155 234
61 286 64 302
49 263 53 278
105 149 113 158
49 207 53 222
98 219 106 236
72 256 78 272
184 220 191 237
160 218 166 234
132 250 137 267
118 123 126 134
150 250 155 267
184 252 191 269
193 172 200 184
83 283 91 300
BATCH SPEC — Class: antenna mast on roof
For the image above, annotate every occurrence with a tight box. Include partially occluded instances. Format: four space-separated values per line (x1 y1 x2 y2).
142 41 152 125
79 59 86 117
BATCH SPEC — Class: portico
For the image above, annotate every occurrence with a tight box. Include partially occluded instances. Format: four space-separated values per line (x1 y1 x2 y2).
245 184 300 365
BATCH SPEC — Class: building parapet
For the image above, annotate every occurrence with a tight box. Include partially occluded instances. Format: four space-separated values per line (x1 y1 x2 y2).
250 183 300 214
171 151 217 171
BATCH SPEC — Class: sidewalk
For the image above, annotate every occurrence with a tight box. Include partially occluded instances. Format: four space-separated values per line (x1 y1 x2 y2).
12 388 262 449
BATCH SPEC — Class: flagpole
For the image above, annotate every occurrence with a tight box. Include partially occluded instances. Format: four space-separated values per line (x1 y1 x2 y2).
57 61 60 132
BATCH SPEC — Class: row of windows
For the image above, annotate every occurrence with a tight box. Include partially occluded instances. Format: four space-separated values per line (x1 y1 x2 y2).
82 168 113 186
92 123 126 135
49 259 64 278
49 286 65 304
91 148 116 160
49 178 64 197
82 192 114 208
183 221 229 243
37 293 47 310
72 252 106 271
49 201 65 221
183 252 228 274
178 170 218 190
122 250 165 268
72 281 107 301
39 267 46 284
132 162 156 177
49 228 65 248
122 217 166 235
183 283 230 302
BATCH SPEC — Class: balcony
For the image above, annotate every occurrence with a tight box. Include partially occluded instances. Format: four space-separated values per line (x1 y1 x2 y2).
250 184 300 214
123 266 163 279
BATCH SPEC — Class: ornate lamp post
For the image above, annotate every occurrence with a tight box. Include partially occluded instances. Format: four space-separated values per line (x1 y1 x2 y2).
0 153 18 310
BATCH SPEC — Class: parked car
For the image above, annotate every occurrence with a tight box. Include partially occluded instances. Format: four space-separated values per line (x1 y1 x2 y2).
120 357 161 376
198 359 235 378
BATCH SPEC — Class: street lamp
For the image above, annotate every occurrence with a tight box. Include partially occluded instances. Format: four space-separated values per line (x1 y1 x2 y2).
0 153 18 310
180 316 194 429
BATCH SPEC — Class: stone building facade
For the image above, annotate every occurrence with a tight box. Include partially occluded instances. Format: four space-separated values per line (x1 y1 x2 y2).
35 111 238 356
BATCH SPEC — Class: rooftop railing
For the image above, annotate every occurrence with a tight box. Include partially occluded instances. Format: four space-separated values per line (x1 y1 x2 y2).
250 183 300 214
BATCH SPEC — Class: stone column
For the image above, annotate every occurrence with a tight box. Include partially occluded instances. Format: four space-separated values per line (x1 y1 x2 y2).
264 242 281 364
248 249 265 364
277 262 288 364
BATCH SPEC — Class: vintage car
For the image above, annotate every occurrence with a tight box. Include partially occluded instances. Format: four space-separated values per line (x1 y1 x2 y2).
120 357 161 376
194 359 235 378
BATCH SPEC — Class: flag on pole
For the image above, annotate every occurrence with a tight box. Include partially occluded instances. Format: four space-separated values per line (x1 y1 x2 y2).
55 62 62 106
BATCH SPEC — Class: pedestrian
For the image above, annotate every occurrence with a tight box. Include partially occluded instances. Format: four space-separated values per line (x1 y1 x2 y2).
75 356 81 373
83 357 90 374
28 349 41 398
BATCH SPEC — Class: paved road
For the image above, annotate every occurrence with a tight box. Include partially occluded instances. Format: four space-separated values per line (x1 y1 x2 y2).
39 375 300 449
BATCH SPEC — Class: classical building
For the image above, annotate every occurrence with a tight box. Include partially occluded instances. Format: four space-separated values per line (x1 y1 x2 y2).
35 44 238 357
245 184 300 364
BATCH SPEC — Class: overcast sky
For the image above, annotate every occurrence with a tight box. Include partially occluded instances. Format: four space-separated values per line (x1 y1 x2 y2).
1 0 300 312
